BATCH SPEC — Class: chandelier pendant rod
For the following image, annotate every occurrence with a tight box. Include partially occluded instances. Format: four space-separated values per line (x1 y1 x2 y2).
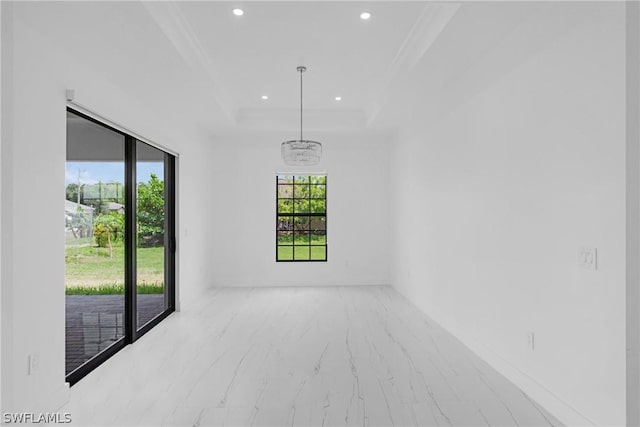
297 65 306 141
300 68 303 141
281 65 320 167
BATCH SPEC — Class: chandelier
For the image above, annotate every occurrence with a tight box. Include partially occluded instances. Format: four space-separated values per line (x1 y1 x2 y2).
281 66 322 166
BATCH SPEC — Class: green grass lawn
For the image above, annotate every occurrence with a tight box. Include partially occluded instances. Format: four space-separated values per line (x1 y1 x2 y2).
276 233 326 261
277 245 326 261
65 243 164 293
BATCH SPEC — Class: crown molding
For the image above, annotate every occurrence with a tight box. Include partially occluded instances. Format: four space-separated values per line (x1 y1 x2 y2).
141 2 235 122
367 2 461 124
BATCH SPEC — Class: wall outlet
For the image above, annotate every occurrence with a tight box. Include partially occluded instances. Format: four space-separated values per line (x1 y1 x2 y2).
579 247 597 270
28 353 40 375
527 332 535 351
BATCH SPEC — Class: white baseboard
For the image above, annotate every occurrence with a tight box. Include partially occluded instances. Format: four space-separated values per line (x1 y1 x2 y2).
405 297 596 427
453 327 595 426
48 382 70 413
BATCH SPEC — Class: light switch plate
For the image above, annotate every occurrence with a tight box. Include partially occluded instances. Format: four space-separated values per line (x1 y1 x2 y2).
580 247 597 270
527 331 535 351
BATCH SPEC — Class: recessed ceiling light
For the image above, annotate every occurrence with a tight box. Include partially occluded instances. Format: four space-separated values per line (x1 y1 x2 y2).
360 12 371 20
335 96 342 101
261 95 269 100
233 8 244 16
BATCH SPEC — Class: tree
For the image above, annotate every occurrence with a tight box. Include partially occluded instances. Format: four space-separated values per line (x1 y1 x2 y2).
66 183 80 203
137 174 164 246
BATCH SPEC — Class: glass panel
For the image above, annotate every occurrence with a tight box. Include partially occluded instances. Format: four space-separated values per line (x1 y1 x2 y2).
294 176 309 184
310 176 326 185
294 246 310 260
136 141 167 330
277 184 293 198
310 246 327 261
66 111 125 375
278 245 293 261
277 216 294 231
294 231 310 245
278 199 293 214
310 216 326 232
294 199 310 213
310 200 326 214
294 184 310 198
310 184 326 199
277 231 293 245
310 232 326 245
294 216 310 231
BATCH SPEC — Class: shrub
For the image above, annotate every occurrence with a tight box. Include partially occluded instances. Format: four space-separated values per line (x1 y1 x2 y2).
93 212 124 248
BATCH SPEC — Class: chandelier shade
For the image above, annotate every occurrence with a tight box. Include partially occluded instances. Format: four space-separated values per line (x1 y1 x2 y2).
281 140 322 166
281 66 322 166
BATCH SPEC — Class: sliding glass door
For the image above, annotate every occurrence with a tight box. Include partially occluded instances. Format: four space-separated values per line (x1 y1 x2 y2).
136 141 175 332
65 110 126 377
65 109 175 385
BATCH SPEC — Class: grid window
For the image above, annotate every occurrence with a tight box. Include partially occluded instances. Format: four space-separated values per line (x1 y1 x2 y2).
277 175 327 262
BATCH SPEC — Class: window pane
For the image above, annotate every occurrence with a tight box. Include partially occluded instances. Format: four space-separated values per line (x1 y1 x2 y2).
310 200 326 214
294 176 309 184
310 184 326 199
310 232 326 245
66 110 125 376
310 216 326 232
310 246 327 260
277 231 293 245
294 246 310 260
278 184 293 198
294 184 310 198
277 216 294 231
294 217 310 230
310 176 326 185
278 199 293 214
278 245 293 261
136 141 167 330
294 231 310 245
294 199 310 213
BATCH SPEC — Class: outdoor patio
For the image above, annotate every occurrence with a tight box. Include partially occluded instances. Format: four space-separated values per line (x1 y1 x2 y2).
65 294 165 375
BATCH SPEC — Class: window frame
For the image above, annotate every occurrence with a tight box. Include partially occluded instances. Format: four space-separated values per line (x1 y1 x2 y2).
276 174 327 262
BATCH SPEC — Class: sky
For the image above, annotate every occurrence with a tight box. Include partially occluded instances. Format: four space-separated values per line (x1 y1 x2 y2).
65 161 164 186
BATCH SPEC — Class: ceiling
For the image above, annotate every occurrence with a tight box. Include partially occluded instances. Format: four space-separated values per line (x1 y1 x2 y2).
16 1 564 138
143 2 458 122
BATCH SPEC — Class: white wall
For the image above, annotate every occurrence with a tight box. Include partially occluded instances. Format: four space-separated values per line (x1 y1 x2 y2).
626 2 640 424
206 130 390 287
390 3 626 426
0 3 217 413
0 0 9 415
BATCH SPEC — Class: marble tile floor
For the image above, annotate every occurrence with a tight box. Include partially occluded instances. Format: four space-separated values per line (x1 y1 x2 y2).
61 286 562 427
